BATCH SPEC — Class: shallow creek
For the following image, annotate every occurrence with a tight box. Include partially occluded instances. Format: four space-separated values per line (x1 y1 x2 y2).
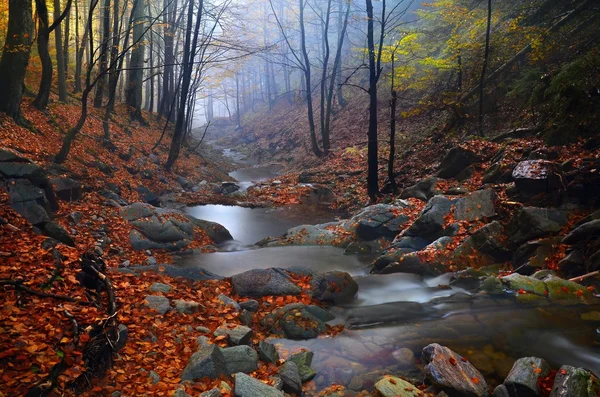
182 154 600 392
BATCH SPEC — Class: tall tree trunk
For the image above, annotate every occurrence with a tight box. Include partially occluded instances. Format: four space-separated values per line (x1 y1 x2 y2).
235 72 241 128
324 0 349 153
319 0 332 155
165 0 204 171
126 0 145 122
74 0 92 93
388 55 397 193
478 0 492 137
63 1 70 77
366 0 379 201
94 0 110 107
335 0 346 108
0 0 34 124
54 0 68 102
299 0 322 157
33 0 52 110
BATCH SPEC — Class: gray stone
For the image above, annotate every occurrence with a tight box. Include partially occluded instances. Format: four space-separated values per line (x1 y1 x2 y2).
509 207 568 246
563 219 600 245
181 344 226 381
231 268 301 297
149 282 173 293
7 179 52 225
144 295 171 315
239 309 253 326
512 160 564 196
234 373 284 397
148 370 160 384
173 299 202 314
504 357 550 397
493 385 510 397
218 294 241 310
221 345 259 374
353 204 411 240
51 177 82 202
43 222 75 246
400 177 442 202
0 148 31 163
305 305 335 322
375 376 422 397
68 211 83 225
214 325 253 346
436 147 478 179
454 189 496 221
310 271 358 303
200 389 221 397
549 365 599 397
391 348 415 368
278 361 302 395
259 341 279 364
405 195 454 240
422 343 490 397
239 300 259 312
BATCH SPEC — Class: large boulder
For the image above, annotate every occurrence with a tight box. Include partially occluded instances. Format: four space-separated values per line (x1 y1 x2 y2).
405 196 455 240
454 189 496 221
436 147 479 179
549 365 600 397
43 221 75 246
261 304 330 340
508 207 568 246
562 219 600 245
234 373 284 397
120 203 232 251
6 179 51 225
422 343 490 397
375 376 422 397
51 177 82 202
354 204 411 241
512 160 564 196
278 361 303 395
504 357 550 397
221 345 259 374
181 344 227 381
213 325 253 346
231 268 301 297
310 271 358 303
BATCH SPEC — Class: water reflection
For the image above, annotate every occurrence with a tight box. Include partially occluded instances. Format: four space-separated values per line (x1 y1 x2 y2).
229 164 283 182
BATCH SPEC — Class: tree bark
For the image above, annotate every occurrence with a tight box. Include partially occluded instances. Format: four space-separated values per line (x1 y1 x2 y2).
478 0 492 136
33 0 52 110
366 0 379 200
0 0 34 124
299 0 322 157
126 0 145 122
54 0 69 102
94 0 110 107
74 0 93 93
319 0 332 156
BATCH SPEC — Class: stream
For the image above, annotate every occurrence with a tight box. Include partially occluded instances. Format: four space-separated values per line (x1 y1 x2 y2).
182 148 600 392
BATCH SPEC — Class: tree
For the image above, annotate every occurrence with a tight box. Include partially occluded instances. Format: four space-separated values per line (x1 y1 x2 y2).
54 0 69 102
125 0 145 122
94 0 111 108
478 0 492 136
365 0 380 201
0 0 34 124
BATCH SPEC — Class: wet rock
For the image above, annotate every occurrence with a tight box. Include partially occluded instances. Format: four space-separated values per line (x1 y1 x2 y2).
262 304 326 340
258 341 279 364
483 163 514 184
508 207 568 246
454 189 496 221
232 268 301 297
355 204 411 240
51 177 82 202
149 282 173 294
173 299 203 314
562 219 600 245
7 179 52 225
400 177 442 202
543 275 592 301
405 196 454 240
278 361 303 395
513 237 563 275
143 295 170 315
200 389 221 397
436 147 479 179
501 274 547 300
504 357 550 397
214 325 253 346
549 365 600 397
221 345 259 374
122 263 223 281
290 351 316 382
375 376 422 397
181 344 226 381
347 301 435 328
450 268 488 291
43 222 75 246
512 160 564 196
305 305 335 322
310 271 358 303
493 385 510 397
239 300 259 312
234 372 284 397
479 276 505 295
422 343 489 397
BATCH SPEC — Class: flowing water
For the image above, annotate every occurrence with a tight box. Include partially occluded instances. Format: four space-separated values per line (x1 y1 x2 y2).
182 150 600 393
